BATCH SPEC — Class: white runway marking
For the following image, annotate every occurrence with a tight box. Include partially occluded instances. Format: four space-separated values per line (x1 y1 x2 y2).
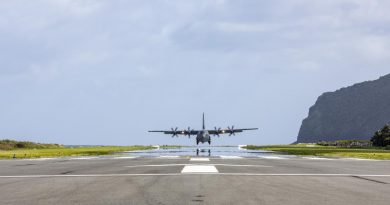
258 156 288 160
190 158 209 161
23 158 57 161
71 157 99 160
219 156 243 159
181 165 218 173
302 157 334 160
341 158 380 161
1 173 390 178
158 156 180 158
124 164 272 168
112 156 138 159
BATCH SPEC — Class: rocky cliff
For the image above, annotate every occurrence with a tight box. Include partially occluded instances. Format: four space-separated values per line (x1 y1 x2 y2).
297 74 390 143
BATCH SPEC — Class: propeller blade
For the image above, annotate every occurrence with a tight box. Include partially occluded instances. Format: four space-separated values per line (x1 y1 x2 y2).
228 125 235 136
187 127 191 138
214 127 220 137
171 127 179 137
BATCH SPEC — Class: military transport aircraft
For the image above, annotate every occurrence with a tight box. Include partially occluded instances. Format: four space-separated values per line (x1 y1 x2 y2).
149 113 258 145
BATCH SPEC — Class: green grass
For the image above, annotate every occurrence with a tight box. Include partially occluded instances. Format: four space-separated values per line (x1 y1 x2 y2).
0 146 155 159
245 144 390 160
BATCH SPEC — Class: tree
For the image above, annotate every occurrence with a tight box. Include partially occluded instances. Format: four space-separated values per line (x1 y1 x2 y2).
371 125 390 147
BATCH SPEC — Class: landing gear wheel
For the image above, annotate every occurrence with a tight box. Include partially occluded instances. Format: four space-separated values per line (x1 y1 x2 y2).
208 140 211 145
196 140 199 145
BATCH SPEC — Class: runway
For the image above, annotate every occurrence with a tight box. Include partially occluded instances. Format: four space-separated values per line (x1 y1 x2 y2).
1 147 389 205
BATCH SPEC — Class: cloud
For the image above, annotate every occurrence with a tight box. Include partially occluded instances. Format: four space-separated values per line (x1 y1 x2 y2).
216 22 280 33
0 0 390 144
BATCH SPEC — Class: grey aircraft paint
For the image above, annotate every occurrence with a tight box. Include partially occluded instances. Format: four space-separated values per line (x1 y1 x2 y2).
149 113 258 145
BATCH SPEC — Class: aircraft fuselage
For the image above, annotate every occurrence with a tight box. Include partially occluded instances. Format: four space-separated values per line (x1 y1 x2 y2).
196 130 210 145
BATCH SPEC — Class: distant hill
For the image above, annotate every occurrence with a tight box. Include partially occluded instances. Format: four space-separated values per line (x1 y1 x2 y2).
297 74 390 143
0 139 63 150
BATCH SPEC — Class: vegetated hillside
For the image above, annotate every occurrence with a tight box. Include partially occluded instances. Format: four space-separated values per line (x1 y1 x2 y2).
297 74 390 143
0 139 63 150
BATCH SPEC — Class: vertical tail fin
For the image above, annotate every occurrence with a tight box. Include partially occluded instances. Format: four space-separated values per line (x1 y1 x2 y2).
202 113 205 130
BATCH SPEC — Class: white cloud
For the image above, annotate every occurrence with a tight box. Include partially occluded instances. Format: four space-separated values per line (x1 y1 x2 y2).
0 0 389 144
216 22 280 33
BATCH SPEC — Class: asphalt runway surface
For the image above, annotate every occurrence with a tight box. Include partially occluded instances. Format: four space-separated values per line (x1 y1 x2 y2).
0 147 390 205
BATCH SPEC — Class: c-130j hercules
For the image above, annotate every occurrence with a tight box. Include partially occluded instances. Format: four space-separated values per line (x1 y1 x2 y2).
149 113 258 145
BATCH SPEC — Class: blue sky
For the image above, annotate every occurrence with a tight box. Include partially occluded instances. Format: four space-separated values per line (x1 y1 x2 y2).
0 0 389 145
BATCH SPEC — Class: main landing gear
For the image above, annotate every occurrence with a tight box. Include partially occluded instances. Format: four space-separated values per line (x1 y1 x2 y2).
196 148 211 156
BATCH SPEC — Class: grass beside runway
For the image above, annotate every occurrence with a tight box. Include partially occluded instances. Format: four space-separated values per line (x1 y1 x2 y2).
245 145 390 160
0 146 155 159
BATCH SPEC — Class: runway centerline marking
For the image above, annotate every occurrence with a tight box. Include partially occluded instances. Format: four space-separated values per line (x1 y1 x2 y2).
181 165 218 173
190 158 209 161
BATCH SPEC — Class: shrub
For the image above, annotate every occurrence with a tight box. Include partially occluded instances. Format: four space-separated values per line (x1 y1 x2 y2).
371 125 390 147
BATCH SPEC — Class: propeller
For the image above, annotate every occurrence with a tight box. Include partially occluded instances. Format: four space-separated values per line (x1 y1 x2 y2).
171 127 179 137
186 127 193 138
214 127 221 137
228 126 235 136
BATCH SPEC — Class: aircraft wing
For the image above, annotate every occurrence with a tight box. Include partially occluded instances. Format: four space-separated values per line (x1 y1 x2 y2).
208 128 258 136
148 129 198 136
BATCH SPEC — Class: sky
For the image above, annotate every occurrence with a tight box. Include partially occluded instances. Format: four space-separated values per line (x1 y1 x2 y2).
0 0 389 145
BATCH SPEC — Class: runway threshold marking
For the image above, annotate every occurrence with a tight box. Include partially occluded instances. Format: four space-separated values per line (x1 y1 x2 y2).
190 158 209 161
181 165 218 173
1 173 390 178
